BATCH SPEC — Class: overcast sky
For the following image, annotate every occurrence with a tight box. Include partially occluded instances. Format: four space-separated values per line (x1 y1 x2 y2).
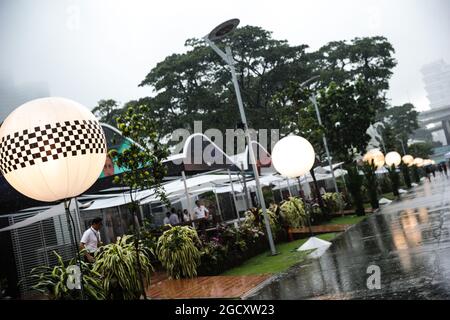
1 0 449 116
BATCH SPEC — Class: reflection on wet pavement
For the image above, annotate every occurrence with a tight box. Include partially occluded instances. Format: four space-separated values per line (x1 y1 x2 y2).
246 176 450 299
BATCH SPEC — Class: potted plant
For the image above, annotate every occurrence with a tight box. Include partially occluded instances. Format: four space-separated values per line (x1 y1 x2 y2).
93 235 153 300
362 161 379 210
279 197 308 229
346 164 365 216
156 226 201 279
29 251 105 300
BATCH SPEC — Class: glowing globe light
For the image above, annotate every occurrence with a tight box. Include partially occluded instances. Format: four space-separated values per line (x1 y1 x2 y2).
423 159 433 166
0 97 107 202
413 158 424 167
271 135 315 178
363 149 385 169
402 155 414 166
385 151 402 167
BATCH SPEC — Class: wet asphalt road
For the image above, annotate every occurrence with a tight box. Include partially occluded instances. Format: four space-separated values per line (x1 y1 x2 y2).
247 175 450 299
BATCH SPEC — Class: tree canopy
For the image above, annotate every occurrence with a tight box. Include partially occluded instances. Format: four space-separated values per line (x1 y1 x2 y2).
408 142 434 159
139 26 312 137
376 103 419 153
92 99 123 127
95 25 398 164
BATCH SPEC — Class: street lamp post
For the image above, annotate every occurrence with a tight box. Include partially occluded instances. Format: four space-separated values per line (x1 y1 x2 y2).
204 19 277 255
298 76 339 195
310 94 339 194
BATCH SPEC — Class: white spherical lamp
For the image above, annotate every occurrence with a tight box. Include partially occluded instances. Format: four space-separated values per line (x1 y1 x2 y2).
363 149 385 168
402 155 414 166
385 151 402 167
271 135 315 178
0 97 107 202
413 158 424 167
423 159 432 166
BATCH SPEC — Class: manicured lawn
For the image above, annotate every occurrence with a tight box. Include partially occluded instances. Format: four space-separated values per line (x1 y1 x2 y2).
326 215 367 225
221 233 337 276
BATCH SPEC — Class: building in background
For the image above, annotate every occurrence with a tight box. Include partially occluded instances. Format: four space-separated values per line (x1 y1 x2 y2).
419 60 450 146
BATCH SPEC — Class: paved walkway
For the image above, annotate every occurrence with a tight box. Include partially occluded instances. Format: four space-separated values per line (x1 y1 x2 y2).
246 175 450 299
147 275 270 299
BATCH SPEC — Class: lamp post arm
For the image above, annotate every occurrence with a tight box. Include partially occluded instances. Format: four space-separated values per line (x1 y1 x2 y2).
203 37 230 64
310 94 323 126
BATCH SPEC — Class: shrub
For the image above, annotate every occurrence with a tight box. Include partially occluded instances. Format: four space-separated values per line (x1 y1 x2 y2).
198 239 228 275
197 223 266 276
378 175 392 194
322 192 345 214
279 197 308 228
93 235 152 300
243 207 280 238
156 226 201 279
30 251 105 300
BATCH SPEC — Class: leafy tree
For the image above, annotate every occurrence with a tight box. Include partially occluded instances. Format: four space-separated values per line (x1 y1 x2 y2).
271 36 396 162
377 103 419 153
313 37 396 92
92 99 123 127
408 142 434 159
277 80 387 163
109 103 169 299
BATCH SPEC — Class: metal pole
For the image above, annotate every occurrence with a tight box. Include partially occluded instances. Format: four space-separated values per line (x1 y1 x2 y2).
286 178 293 197
181 171 193 221
64 199 85 300
225 45 277 255
228 169 241 224
73 197 83 238
310 94 339 194
297 177 304 198
339 164 348 193
241 171 252 209
398 138 406 155
278 181 283 200
213 187 223 221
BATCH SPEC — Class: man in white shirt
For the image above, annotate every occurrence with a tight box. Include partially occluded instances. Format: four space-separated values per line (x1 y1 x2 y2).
80 217 103 263
194 200 209 219
169 208 180 225
163 212 171 225
194 200 209 234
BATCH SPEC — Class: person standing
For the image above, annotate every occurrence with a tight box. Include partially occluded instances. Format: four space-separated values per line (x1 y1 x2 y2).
183 209 190 223
438 164 443 176
442 162 448 177
194 200 209 235
163 212 170 225
425 166 432 182
169 208 180 225
80 217 103 263
177 209 183 222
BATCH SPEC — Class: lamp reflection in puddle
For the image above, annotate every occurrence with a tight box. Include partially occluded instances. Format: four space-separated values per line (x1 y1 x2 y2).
417 207 429 224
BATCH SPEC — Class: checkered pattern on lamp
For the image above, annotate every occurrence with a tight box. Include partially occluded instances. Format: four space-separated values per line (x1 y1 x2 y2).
0 120 106 175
